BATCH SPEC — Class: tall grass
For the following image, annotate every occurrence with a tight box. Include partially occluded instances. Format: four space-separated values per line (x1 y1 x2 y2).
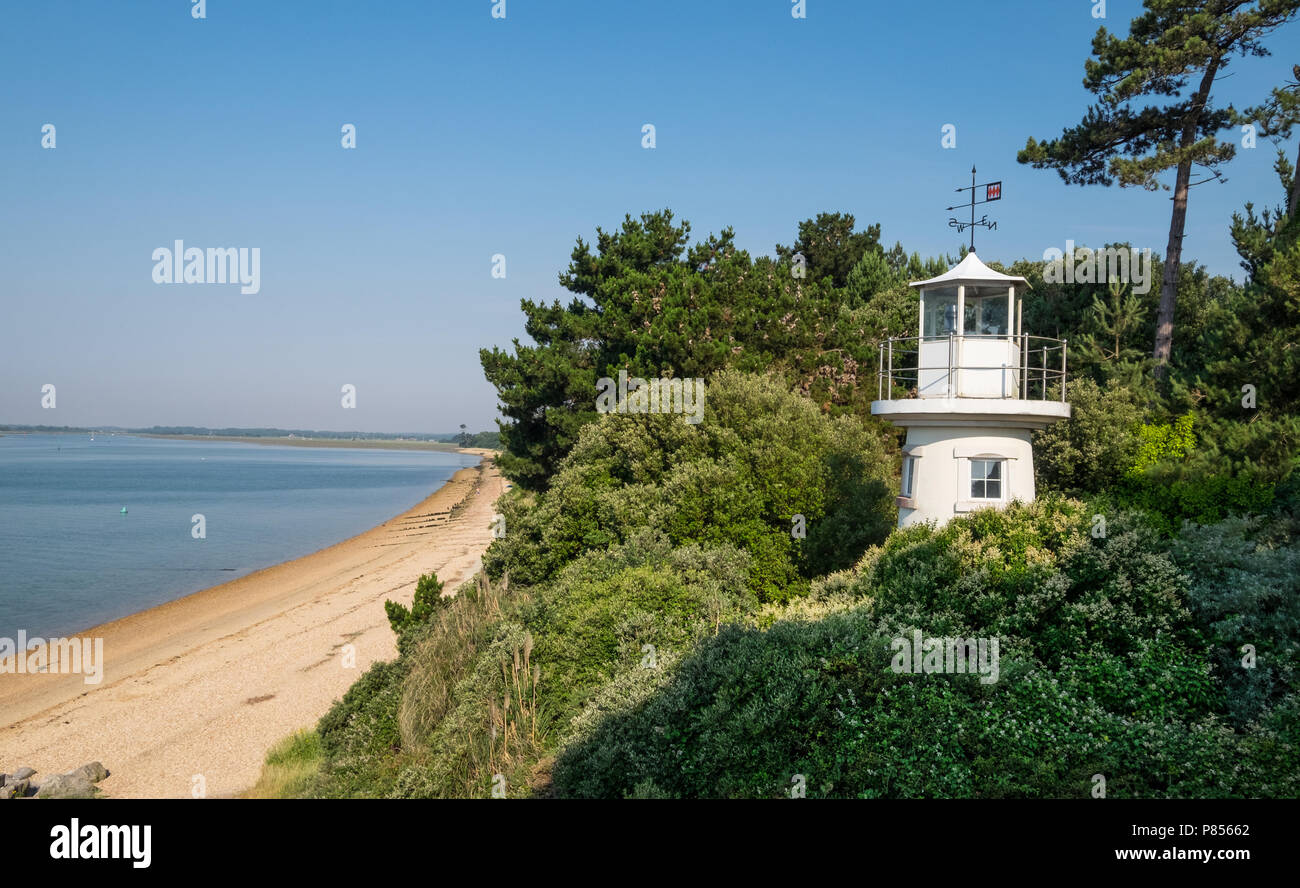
397 572 518 749
243 729 323 798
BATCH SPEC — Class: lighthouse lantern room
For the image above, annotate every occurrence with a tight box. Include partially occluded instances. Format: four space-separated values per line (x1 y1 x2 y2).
871 250 1070 528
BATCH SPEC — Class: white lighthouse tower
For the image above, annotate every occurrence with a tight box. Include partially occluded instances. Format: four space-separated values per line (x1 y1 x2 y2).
871 250 1070 528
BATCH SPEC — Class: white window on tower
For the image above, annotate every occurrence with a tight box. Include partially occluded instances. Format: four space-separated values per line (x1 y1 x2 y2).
900 455 916 498
969 458 1004 501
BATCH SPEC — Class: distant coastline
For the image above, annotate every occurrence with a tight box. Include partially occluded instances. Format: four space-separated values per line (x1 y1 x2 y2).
138 433 468 452
0 426 500 452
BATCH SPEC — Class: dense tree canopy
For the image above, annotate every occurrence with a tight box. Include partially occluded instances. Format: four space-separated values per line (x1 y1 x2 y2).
480 210 916 490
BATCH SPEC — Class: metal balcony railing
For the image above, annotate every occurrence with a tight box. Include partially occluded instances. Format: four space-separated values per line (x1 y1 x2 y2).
876 333 1067 402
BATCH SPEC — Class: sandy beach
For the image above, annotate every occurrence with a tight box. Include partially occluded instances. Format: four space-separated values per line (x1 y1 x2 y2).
0 450 505 798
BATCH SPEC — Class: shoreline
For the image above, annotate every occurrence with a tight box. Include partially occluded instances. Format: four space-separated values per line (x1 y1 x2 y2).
0 452 506 798
1 431 494 453
13 445 500 639
137 434 475 452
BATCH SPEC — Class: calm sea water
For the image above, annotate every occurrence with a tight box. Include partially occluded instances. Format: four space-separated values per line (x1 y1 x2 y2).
0 434 480 637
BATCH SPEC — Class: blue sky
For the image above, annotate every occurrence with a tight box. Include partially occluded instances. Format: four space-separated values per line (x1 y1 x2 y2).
2 0 1295 432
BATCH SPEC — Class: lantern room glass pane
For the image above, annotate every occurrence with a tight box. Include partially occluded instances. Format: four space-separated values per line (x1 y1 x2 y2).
922 286 958 339
963 285 1010 337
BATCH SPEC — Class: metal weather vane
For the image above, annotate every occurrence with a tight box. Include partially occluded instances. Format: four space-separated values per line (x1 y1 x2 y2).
947 165 1002 252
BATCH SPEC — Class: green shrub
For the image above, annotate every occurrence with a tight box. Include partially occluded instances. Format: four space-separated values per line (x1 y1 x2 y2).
553 608 890 799
1033 378 1145 495
1173 516 1300 725
483 370 895 602
1119 473 1275 534
1128 413 1196 476
552 499 1298 798
385 572 447 648
1090 459 1279 536
308 657 407 797
389 534 753 797
520 531 753 718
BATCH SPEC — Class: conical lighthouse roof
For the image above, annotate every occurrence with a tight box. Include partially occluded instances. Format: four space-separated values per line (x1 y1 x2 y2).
909 250 1029 288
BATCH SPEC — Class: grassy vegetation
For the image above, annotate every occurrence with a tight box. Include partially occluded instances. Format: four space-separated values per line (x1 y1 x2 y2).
243 730 324 799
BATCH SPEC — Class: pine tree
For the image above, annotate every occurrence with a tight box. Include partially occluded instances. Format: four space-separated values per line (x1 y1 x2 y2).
1018 0 1300 380
479 210 693 489
844 248 899 308
1184 159 1300 474
774 212 881 289
1074 277 1151 388
480 211 894 490
1238 63 1300 219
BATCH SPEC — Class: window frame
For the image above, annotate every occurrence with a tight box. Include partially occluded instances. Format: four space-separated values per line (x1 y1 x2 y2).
968 457 1005 502
900 454 916 498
